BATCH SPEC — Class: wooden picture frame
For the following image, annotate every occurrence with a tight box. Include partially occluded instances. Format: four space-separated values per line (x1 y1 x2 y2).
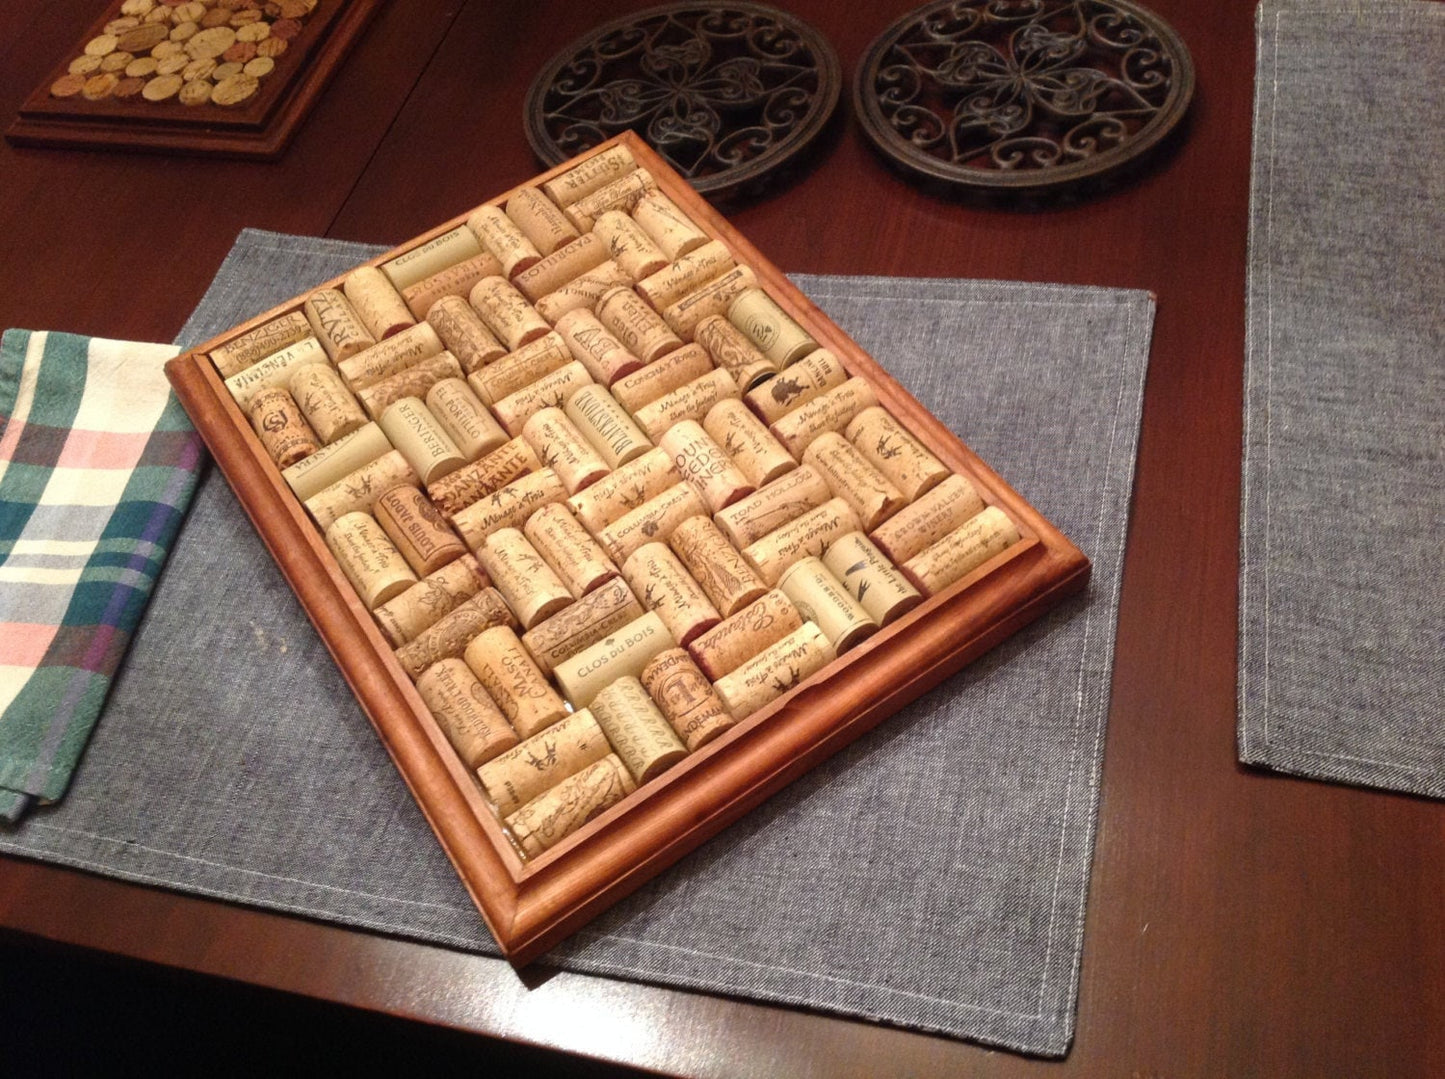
164 133 1090 964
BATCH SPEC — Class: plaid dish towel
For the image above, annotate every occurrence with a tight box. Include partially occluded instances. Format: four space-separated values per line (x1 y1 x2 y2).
0 330 203 823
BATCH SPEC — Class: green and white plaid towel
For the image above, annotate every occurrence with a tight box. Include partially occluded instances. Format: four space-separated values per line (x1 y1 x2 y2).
0 330 203 822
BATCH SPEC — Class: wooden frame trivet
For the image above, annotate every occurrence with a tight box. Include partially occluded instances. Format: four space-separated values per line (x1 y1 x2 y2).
7 0 381 159
165 133 1089 963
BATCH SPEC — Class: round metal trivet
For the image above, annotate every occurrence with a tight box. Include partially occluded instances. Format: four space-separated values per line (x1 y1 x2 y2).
525 3 841 198
853 0 1194 194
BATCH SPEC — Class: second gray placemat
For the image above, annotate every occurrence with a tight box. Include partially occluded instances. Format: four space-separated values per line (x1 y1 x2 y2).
0 229 1153 1056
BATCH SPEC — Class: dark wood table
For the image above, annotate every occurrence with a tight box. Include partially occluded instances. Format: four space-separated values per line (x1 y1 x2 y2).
3 2 1442 1075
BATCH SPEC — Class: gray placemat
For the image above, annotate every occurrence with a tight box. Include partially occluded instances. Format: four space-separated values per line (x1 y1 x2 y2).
0 229 1153 1057
1239 0 1444 795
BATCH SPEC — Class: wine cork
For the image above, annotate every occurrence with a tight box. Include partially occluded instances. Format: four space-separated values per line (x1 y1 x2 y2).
395 588 517 680
478 707 611 817
727 288 818 368
336 321 444 391
803 431 907 532
425 378 508 461
631 193 709 261
668 515 767 617
661 265 760 340
343 264 415 340
687 589 804 681
468 275 551 351
778 557 878 654
609 342 714 413
381 224 484 292
868 473 986 564
402 252 505 321
902 506 1021 596
416 657 517 769
465 204 542 278
820 531 924 627
248 387 318 468
523 501 618 597
635 240 737 310
466 332 570 406
541 143 637 207
563 384 653 470
281 421 392 501
592 210 669 281
480 527 575 628
304 450 417 533
511 231 609 303
702 398 796 487
640 648 734 751
631 368 740 443
463 625 569 737
428 437 541 517
506 753 636 858
552 611 677 708
302 290 375 364
622 542 721 647
742 497 863 586
209 310 311 378
589 676 687 784
289 362 368 444
325 511 418 609
505 185 581 256
377 396 466 485
742 347 847 424
595 483 707 565
595 286 682 364
520 576 642 678
771 377 880 458
450 468 567 550
659 419 755 513
712 463 833 549
425 294 507 374
373 554 489 648
711 622 836 720
694 314 776 391
491 361 595 437
223 336 327 409
566 446 681 534
555 308 645 386
374 483 467 576
844 406 952 502
564 168 658 232
534 260 634 324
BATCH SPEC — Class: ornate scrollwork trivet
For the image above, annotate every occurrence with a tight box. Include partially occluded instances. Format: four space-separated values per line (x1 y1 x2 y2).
526 3 840 198
854 0 1193 194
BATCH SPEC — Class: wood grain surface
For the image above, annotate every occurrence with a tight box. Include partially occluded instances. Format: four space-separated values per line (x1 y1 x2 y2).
3 1 1443 1075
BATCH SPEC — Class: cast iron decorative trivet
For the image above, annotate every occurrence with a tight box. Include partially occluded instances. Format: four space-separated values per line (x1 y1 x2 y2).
526 3 840 197
853 0 1193 194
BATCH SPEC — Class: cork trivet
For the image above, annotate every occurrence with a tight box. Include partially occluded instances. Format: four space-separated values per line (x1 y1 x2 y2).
596 286 682 364
425 294 506 374
659 419 755 513
741 496 863 587
223 336 326 410
523 502 619 597
711 621 836 721
465 205 542 278
512 232 609 304
534 260 634 324
742 347 847 425
609 343 714 414
566 446 681 534
541 143 637 207
468 275 551 351
247 386 317 469
428 437 541 518
687 589 804 682
520 576 642 678
336 322 444 392
778 556 878 654
693 314 776 391
631 193 709 261
589 676 687 784
463 625 570 738
209 309 311 378
325 511 418 609
403 253 505 322
555 308 645 387
820 531 923 627
563 384 653 470
564 169 658 232
770 377 880 458
505 186 581 257
552 610 677 708
702 397 796 488
868 473 986 565
640 648 734 751
902 506 1021 596
416 658 518 769
466 331 570 407
480 527 575 629
506 754 636 858
593 210 669 281
378 396 467 486
450 468 567 551
478 708 612 817
381 224 484 292
802 431 907 532
661 266 760 341
727 287 818 369
668 514 767 618
425 378 508 461
374 483 467 577
304 450 417 534
711 463 832 550
280 421 391 502
845 406 951 503
635 240 736 311
631 368 739 443
372 554 489 648
342 264 415 340
595 483 707 565
490 361 595 438
622 542 721 647
394 588 517 681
